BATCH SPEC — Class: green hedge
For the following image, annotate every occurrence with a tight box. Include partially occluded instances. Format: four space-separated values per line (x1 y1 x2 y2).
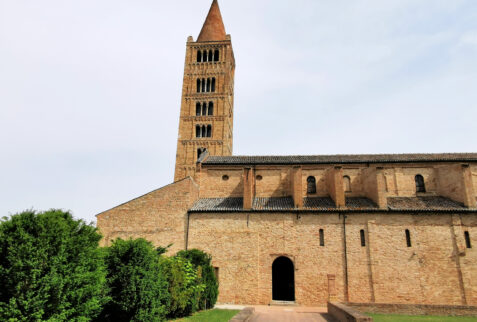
0 210 218 321
0 210 108 321
99 238 170 321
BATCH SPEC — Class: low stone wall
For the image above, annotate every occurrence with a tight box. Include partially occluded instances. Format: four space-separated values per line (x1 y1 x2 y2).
347 303 477 317
327 302 373 322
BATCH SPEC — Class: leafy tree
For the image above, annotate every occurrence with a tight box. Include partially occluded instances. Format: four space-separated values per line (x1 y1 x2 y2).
161 256 205 318
100 238 169 322
0 209 108 321
176 249 218 310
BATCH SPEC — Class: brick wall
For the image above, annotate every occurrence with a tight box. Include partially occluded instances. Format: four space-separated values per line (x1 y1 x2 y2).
188 212 477 306
96 177 199 254
199 168 243 198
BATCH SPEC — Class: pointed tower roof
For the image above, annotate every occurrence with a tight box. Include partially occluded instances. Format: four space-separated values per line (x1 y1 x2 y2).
197 0 226 42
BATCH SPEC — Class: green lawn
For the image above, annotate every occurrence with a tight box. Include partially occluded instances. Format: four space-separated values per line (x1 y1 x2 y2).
369 313 477 322
172 309 240 322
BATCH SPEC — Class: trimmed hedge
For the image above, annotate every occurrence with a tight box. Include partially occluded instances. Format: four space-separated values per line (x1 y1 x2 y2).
0 210 216 322
0 210 108 321
99 238 169 321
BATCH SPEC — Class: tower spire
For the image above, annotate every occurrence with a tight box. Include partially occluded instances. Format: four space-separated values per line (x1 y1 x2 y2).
197 0 226 42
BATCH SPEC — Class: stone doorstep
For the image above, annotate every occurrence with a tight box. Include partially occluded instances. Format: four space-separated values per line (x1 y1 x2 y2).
229 307 255 322
269 300 298 306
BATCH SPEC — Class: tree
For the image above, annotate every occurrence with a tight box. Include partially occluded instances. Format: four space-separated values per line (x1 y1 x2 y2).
0 210 108 321
176 249 218 310
100 238 169 322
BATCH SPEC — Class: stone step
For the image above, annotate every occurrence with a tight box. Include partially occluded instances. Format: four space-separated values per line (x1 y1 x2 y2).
270 300 297 306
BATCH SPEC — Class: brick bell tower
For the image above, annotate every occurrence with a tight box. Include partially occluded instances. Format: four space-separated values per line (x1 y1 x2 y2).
174 0 235 182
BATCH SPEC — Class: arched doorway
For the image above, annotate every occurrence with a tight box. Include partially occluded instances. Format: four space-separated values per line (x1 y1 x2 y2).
272 256 295 301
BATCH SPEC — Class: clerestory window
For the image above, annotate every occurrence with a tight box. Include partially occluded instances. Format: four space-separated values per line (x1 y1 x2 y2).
415 174 426 193
307 176 316 194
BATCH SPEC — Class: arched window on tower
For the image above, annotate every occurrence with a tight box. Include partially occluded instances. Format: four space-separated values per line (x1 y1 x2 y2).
197 79 201 93
207 125 212 138
307 176 316 194
214 49 220 62
211 78 216 92
415 174 426 193
203 50 207 62
206 78 211 92
202 102 207 116
343 176 352 192
201 79 206 93
197 147 207 160
208 50 213 62
197 50 202 63
196 125 201 138
208 102 214 115
196 102 201 116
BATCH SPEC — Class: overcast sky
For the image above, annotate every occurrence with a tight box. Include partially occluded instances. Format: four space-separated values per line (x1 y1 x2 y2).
1 0 476 223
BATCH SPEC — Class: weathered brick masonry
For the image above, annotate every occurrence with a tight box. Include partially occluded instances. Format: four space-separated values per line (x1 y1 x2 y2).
97 0 477 307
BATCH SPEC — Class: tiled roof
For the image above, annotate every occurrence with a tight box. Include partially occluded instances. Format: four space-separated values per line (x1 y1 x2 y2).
190 198 243 211
303 197 336 209
346 197 378 209
387 196 465 210
202 153 477 165
190 196 475 212
253 197 294 210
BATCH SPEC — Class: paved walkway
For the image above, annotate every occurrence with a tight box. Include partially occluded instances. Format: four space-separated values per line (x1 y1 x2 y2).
247 305 335 322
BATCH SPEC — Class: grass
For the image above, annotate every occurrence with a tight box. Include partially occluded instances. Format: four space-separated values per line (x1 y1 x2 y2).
368 313 477 322
172 309 240 322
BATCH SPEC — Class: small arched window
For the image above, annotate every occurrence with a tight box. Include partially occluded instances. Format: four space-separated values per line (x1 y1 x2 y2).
319 229 324 247
415 174 426 193
465 231 472 249
208 50 213 62
405 229 412 247
196 125 201 138
343 176 351 192
197 50 202 63
207 125 212 138
360 229 366 247
201 78 206 93
202 102 207 116
208 102 214 115
203 50 207 62
211 78 216 92
196 102 201 116
214 49 220 62
197 79 201 93
307 176 316 194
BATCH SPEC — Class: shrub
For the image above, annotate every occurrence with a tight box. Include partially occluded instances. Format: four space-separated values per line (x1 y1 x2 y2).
161 256 205 318
0 210 108 321
100 238 169 322
177 249 218 310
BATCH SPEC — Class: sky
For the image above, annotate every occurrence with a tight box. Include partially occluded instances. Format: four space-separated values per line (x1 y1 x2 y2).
1 0 476 223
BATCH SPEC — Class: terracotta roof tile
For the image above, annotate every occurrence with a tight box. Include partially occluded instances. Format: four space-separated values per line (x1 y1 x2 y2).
203 153 477 165
190 197 243 211
197 0 226 42
387 196 465 210
303 197 336 209
346 197 378 209
253 197 294 210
